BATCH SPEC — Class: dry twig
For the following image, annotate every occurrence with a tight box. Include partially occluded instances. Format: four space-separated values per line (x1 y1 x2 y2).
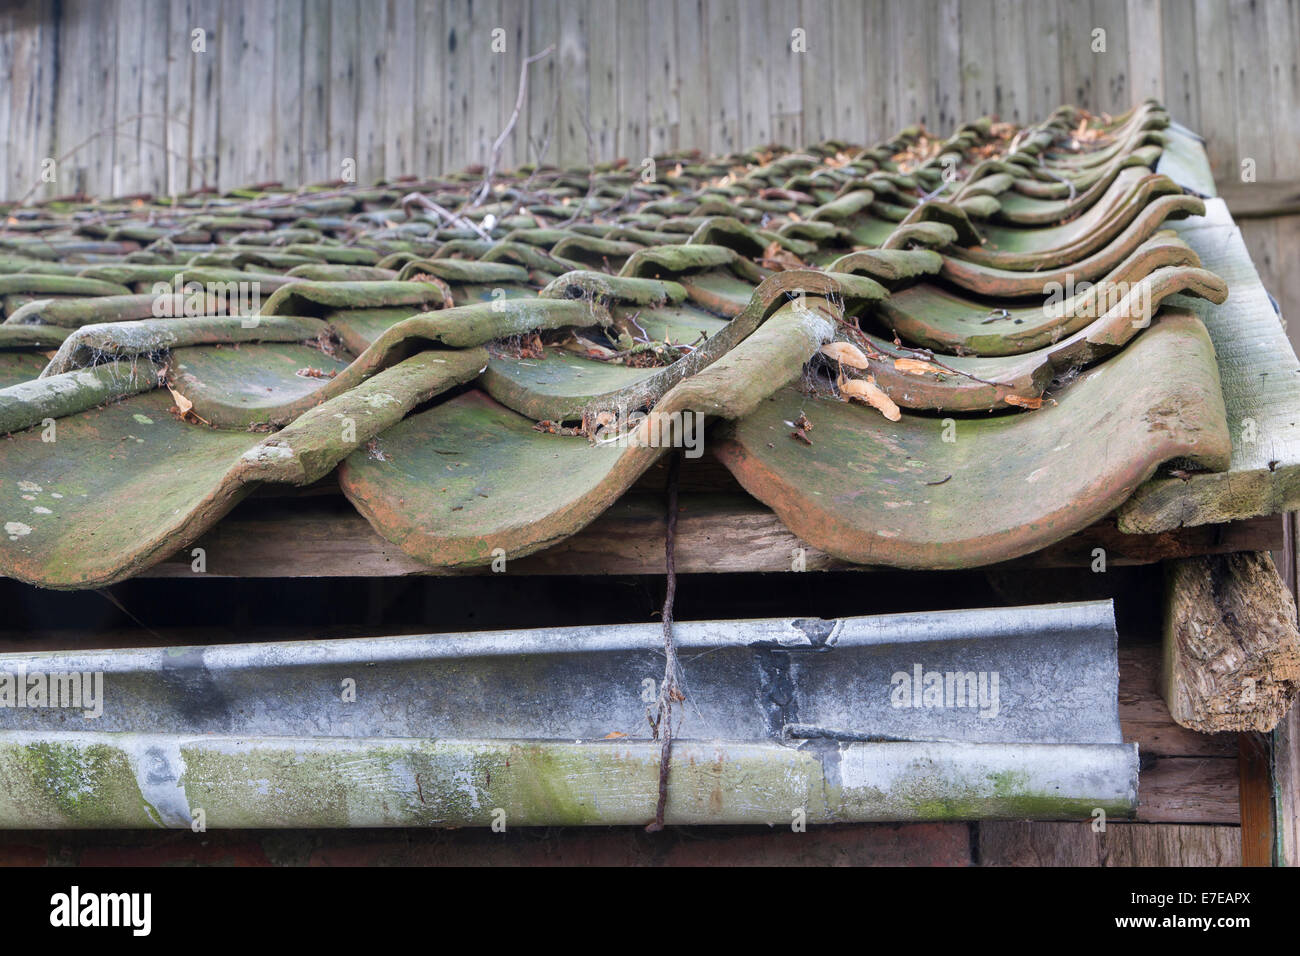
400 192 491 240
470 45 555 209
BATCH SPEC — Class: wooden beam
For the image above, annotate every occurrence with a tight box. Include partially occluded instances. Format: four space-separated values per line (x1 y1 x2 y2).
1118 646 1239 825
1162 552 1300 732
1239 731 1274 866
1119 200 1300 533
1135 755 1240 824
1276 704 1300 865
0 821 974 866
1216 180 1300 220
1273 510 1300 866
979 822 1242 866
1119 646 1236 759
133 491 1285 579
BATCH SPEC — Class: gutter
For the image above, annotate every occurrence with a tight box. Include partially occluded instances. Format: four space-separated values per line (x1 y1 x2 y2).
0 600 1138 828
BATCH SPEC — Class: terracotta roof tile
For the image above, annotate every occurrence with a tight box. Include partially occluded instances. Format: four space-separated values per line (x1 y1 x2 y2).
0 99 1273 587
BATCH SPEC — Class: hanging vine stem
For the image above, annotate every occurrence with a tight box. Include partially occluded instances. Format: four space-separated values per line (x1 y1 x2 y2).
646 449 684 833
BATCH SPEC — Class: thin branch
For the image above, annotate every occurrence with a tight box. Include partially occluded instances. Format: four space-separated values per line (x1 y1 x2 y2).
400 192 491 240
7 112 199 212
470 44 555 209
817 304 1018 390
883 341 1017 389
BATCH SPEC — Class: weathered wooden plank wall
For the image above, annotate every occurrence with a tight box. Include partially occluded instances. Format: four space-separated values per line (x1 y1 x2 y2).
2 0 1298 201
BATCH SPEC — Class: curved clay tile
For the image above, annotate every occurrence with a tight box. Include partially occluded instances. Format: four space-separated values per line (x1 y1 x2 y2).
488 257 868 419
687 216 799 258
507 268 883 421
5 291 237 327
1043 122 1169 168
826 249 945 285
0 361 160 434
548 234 646 272
0 349 487 589
259 279 452 317
878 261 1225 356
40 315 326 377
617 244 767 317
949 175 1192 271
938 205 1205 297
1012 144 1163 200
992 148 1161 226
339 298 839 568
714 310 1230 569
857 265 1227 411
284 264 399 282
960 166 1159 245
0 275 133 300
168 342 354 428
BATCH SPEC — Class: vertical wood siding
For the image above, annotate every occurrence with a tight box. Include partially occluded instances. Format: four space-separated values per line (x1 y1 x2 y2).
0 0 1296 199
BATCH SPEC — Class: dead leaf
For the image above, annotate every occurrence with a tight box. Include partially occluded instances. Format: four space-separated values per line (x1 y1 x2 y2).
561 334 617 360
1004 394 1044 410
820 341 871 370
604 731 627 739
760 240 807 271
168 385 192 417
787 412 814 446
893 357 935 375
533 419 583 437
841 377 901 421
408 273 455 309
167 385 210 425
